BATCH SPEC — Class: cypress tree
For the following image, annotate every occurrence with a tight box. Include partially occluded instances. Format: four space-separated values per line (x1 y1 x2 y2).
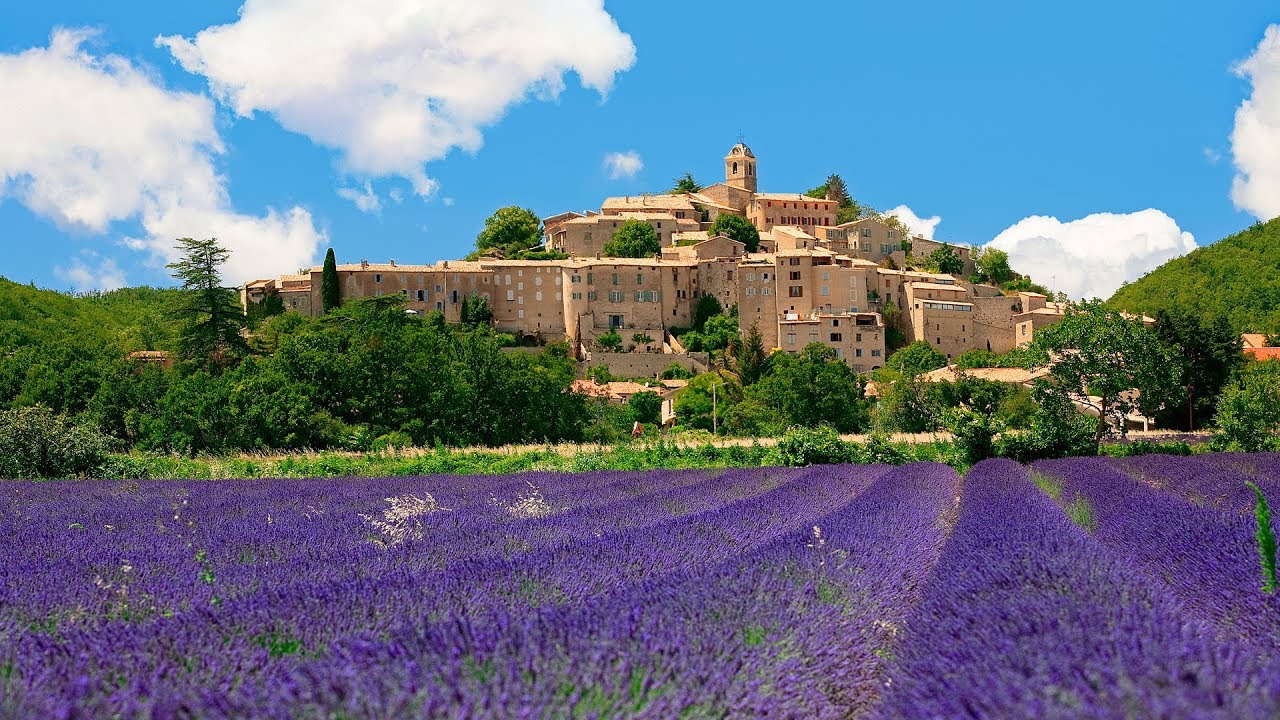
322 248 340 313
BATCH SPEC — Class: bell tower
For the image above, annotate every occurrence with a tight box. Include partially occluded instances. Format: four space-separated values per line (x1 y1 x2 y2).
724 141 756 193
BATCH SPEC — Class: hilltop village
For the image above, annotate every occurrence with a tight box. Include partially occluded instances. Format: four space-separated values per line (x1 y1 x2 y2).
243 143 1071 373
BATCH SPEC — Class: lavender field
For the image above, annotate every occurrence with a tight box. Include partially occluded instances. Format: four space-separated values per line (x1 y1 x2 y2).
1 456 1279 718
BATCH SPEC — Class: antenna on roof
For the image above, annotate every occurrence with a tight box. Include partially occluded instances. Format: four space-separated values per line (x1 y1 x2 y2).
737 130 745 145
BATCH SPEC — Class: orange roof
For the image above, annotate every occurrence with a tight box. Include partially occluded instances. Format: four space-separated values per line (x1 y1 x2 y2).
1245 347 1280 361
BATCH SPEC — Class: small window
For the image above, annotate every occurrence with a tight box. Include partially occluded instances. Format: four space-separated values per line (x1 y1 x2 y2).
831 333 842 342
789 271 801 280
375 274 383 283
789 286 803 298
786 333 796 345
637 273 644 285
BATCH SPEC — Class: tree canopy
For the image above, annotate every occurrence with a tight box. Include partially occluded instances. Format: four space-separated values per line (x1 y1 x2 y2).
1109 217 1280 335
1023 300 1178 448
806 174 864 224
708 213 760 252
885 340 948 377
168 237 247 369
669 172 701 194
928 244 965 276
473 206 543 259
1150 309 1242 431
974 246 1013 285
602 219 661 258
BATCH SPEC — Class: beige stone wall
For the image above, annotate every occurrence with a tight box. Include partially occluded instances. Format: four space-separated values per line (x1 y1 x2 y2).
840 217 909 264
737 258 779 348
910 237 975 276
553 214 698 257
969 295 1025 354
778 313 885 373
483 260 568 339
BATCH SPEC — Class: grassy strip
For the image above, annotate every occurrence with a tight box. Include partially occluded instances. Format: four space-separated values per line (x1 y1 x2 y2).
92 438 967 480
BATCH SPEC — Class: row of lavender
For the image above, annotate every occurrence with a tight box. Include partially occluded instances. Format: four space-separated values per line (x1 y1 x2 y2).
1 454 1277 717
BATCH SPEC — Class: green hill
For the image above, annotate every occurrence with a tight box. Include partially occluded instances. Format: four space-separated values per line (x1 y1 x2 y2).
0 277 183 352
1108 217 1280 334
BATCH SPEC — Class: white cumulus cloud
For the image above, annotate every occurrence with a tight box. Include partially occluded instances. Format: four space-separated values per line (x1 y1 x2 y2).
603 150 643 180
986 209 1196 300
0 29 325 286
884 204 940 240
158 0 637 196
55 251 128 292
1230 24 1280 221
338 182 382 214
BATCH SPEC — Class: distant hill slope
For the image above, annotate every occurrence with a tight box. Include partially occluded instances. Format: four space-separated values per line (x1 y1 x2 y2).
1108 217 1280 335
0 277 183 351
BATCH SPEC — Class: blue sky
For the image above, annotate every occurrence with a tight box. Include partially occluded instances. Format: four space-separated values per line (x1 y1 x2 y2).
1 1 1278 299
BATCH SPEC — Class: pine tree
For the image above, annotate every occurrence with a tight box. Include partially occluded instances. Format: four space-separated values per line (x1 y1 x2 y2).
167 237 246 369
322 248 341 313
736 321 768 385
824 174 850 206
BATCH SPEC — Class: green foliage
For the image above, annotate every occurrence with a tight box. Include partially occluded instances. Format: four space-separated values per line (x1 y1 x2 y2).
734 321 768 386
995 389 1097 462
670 172 701 194
1150 309 1242 430
372 431 414 452
1001 277 1053 296
631 332 654 346
873 375 937 434
673 371 740 434
806 174 863 223
745 344 870 434
474 206 543 259
1109 217 1280 335
708 214 760 252
627 391 663 426
1024 300 1179 448
460 295 494 327
928 244 964 275
973 246 1014 285
660 363 693 380
1245 481 1277 594
321 248 340 313
886 340 948 377
167 237 247 369
774 425 851 466
245 293 284 329
941 406 1000 466
681 314 737 355
602 219 661 258
595 331 623 352
692 295 723 332
510 250 569 261
1214 360 1280 451
586 365 614 384
0 406 112 479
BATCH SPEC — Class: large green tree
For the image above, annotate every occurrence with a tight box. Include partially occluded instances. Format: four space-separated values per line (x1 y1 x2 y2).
321 248 341 313
974 246 1013 285
886 340 948 378
1150 309 1242 430
473 206 543 258
1215 360 1280 451
708 213 761 252
806 173 864 224
167 237 247 369
1023 300 1179 449
748 344 870 433
928 244 965 275
734 320 768 385
602 219 661 258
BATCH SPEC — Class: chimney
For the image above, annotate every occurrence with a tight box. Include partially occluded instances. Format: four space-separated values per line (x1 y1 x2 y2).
360 259 369 269
390 259 396 267
443 260 449 268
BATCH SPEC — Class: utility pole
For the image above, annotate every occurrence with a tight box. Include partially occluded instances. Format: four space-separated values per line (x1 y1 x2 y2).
1188 384 1195 432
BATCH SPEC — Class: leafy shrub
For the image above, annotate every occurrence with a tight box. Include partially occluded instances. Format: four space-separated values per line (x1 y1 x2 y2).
372 432 415 452
774 426 851 466
852 433 912 465
0 406 112 479
996 393 1095 462
942 407 999 467
1246 481 1277 594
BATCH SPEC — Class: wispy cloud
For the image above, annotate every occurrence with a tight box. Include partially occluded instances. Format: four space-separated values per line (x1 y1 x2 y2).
603 150 643 180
